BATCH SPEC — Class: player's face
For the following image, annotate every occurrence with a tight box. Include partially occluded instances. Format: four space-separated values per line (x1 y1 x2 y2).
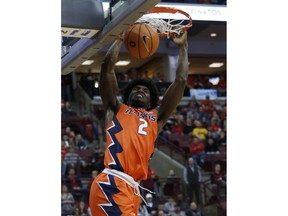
129 85 151 109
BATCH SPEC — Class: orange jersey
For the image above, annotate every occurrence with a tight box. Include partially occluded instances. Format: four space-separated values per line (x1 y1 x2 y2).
104 104 158 181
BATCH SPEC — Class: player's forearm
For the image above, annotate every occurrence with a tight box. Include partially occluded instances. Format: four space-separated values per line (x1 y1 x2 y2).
100 40 122 88
103 40 122 67
99 40 122 110
175 41 189 82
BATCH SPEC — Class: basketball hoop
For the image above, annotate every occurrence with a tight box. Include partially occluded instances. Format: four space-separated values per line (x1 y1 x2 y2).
136 6 193 38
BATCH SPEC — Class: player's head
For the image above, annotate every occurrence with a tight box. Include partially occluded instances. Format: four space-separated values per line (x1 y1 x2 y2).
123 79 159 110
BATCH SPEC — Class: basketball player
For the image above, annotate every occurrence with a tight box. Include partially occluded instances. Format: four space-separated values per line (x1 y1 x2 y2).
89 31 188 216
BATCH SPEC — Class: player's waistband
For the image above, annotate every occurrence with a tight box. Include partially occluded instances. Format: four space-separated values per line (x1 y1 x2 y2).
103 168 138 188
102 168 154 206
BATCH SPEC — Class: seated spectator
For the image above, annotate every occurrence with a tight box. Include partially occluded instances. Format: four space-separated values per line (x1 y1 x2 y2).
183 117 196 135
88 170 98 196
176 194 190 212
64 146 86 171
75 134 87 150
62 101 77 116
199 95 214 118
185 202 203 216
145 193 158 215
77 200 89 216
142 167 161 198
208 118 222 139
205 138 219 154
213 99 223 113
189 137 206 165
90 146 104 173
154 203 165 216
62 134 71 148
64 167 88 202
210 163 226 198
61 184 75 216
192 120 208 141
163 197 176 215
61 157 67 178
216 130 227 146
138 198 150 216
79 112 98 143
173 205 184 216
163 169 181 197
160 123 172 141
171 119 184 135
61 141 68 160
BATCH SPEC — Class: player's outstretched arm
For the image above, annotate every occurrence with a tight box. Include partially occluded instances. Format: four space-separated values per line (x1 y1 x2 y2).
157 31 189 131
99 40 122 117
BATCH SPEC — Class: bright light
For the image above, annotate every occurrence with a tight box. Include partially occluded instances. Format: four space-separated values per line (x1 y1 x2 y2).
81 60 94 65
94 81 99 88
209 77 220 85
115 60 131 66
209 62 224 68
210 33 217 37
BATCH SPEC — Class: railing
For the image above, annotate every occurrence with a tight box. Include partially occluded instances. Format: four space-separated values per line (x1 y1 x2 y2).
155 135 188 165
201 178 226 216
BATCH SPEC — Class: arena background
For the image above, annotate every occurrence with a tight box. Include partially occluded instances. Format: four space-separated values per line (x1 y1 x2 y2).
1 0 288 216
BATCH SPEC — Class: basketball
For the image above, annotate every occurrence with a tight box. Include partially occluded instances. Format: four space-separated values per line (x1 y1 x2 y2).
123 23 159 59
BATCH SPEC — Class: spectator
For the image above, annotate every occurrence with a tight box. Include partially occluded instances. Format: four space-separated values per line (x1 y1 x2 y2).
126 67 139 80
163 197 176 215
62 101 77 116
183 117 196 135
163 169 181 197
173 205 185 216
78 200 89 216
205 137 219 154
64 167 88 203
192 120 208 141
88 170 98 195
210 163 226 198
61 157 67 178
90 146 104 173
154 203 165 216
142 167 161 198
61 141 68 160
189 136 206 165
216 130 227 146
185 202 203 216
213 99 223 113
61 184 75 216
79 112 98 143
208 118 221 140
145 193 158 215
176 194 190 212
138 198 150 216
75 134 87 150
64 146 86 170
185 99 201 121
61 74 73 102
199 95 213 118
62 135 71 148
183 157 202 206
171 119 184 135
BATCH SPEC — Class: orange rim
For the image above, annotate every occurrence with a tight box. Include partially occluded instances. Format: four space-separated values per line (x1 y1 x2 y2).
145 6 193 37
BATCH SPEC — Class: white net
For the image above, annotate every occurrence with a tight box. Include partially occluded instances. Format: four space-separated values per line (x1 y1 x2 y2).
136 12 192 38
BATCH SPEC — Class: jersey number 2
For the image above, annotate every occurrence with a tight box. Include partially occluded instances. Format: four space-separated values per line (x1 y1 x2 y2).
138 118 148 135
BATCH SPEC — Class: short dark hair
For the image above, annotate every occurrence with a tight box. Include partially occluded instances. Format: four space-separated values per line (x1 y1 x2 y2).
122 79 159 110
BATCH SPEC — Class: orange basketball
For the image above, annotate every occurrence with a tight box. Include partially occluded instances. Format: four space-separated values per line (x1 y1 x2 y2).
123 23 159 59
